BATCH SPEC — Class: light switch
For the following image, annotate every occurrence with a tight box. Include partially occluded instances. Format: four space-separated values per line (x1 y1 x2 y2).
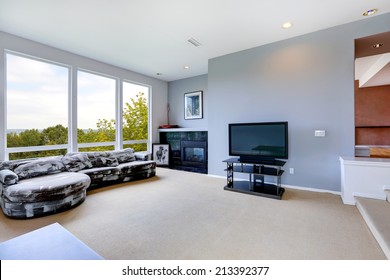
315 130 326 137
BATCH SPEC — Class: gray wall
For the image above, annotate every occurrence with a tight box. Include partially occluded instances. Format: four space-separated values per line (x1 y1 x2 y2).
164 13 390 192
0 31 168 157
168 75 208 129
207 13 390 191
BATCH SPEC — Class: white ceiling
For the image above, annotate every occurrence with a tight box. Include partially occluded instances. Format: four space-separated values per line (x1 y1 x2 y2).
1 0 390 82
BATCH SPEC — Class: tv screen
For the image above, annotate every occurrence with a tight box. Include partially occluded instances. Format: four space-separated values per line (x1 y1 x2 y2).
229 121 288 162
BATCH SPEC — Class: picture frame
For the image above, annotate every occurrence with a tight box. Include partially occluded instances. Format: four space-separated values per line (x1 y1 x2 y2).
184 90 203 120
152 143 170 166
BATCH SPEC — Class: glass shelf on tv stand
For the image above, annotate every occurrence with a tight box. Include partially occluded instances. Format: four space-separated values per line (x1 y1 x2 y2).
223 158 286 200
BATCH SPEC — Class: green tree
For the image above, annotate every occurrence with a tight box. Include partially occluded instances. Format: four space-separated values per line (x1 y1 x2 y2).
42 124 68 145
78 128 97 144
7 132 21 148
18 129 43 147
82 92 148 151
77 119 116 151
123 92 148 151
96 118 116 142
7 92 148 158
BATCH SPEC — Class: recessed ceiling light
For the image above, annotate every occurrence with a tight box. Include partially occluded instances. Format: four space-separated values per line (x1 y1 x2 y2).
372 43 384 49
363 9 378 16
184 65 190 70
282 22 293 29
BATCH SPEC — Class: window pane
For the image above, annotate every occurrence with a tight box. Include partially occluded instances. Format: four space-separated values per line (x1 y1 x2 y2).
122 82 149 142
6 53 69 148
77 71 116 144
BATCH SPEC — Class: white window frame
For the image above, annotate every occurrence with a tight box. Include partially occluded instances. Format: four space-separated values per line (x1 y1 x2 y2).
3 50 72 161
1 50 152 161
76 68 118 151
121 79 151 152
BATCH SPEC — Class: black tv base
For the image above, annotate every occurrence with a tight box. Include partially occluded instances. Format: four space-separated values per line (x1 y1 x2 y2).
238 155 277 165
223 158 286 200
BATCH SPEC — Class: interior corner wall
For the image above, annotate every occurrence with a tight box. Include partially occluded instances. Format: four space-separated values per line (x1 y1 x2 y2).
207 13 390 192
167 75 208 129
0 31 168 153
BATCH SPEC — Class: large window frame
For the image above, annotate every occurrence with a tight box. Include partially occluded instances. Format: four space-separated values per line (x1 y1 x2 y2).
121 80 151 152
4 51 71 160
76 69 118 152
1 51 151 161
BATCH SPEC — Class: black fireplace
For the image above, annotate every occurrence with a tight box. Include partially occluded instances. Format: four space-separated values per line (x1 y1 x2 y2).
181 140 207 171
159 130 208 174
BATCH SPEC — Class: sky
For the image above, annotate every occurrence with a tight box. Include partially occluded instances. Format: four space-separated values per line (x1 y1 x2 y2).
6 53 149 130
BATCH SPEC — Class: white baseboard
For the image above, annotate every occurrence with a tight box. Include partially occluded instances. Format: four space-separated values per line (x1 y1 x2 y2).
353 192 387 201
283 184 341 196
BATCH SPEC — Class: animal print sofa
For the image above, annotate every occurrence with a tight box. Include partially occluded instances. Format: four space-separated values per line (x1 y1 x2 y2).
0 149 156 219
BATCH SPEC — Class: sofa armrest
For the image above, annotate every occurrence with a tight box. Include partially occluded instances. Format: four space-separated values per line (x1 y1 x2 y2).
134 151 151 161
0 169 19 186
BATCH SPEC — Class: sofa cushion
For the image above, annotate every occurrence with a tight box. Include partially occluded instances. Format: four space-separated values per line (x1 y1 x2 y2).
13 157 66 180
116 160 156 174
0 158 34 172
111 148 135 163
93 152 119 167
0 169 19 186
83 152 119 167
62 153 93 172
79 166 121 184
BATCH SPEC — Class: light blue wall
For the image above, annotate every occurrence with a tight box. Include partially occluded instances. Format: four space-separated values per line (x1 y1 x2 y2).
167 13 390 191
207 13 390 191
167 75 208 129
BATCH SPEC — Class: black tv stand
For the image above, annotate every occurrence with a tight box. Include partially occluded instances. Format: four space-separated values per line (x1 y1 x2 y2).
223 158 286 199
239 157 276 165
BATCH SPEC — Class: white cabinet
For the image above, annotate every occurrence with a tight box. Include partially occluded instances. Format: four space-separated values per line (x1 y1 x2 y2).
340 156 390 205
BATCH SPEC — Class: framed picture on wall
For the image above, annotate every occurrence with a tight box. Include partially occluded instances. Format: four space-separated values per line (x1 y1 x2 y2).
184 91 203 120
152 143 170 166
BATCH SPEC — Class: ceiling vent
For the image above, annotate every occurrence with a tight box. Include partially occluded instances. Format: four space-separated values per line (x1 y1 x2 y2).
188 37 201 47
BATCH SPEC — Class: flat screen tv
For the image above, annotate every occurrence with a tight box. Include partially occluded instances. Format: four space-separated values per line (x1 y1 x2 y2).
229 121 288 163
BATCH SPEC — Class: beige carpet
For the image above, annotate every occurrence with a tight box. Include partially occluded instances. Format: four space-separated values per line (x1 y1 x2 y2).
0 167 386 260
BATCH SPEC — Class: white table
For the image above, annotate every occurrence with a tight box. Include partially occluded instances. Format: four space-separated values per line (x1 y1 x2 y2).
0 222 104 260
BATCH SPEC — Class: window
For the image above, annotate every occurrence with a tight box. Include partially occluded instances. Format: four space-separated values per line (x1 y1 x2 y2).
122 81 149 152
77 70 116 151
2 52 152 161
6 53 69 160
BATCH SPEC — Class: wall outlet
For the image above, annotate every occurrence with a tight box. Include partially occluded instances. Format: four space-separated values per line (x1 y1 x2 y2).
289 168 294 174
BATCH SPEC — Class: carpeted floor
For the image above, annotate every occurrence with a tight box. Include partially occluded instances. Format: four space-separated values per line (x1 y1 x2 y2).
0 167 386 259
